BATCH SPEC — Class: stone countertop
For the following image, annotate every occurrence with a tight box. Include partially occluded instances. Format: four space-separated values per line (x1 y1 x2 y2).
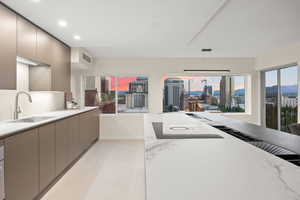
193 112 300 154
144 112 300 200
0 107 98 140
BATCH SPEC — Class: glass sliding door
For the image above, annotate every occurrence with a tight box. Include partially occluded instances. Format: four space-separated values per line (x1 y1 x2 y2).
265 70 279 130
280 66 298 132
263 65 298 133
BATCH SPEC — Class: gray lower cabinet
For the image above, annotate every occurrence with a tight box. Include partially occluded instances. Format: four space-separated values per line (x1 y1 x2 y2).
79 110 100 152
55 119 70 176
79 112 91 151
5 129 39 200
69 116 81 161
91 110 100 142
39 123 56 191
4 110 99 200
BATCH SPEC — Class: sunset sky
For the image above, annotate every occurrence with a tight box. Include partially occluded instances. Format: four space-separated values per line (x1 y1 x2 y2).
107 77 137 91
105 75 246 92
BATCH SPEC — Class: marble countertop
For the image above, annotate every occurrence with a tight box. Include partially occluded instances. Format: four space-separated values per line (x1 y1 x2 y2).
144 112 300 200
0 107 98 139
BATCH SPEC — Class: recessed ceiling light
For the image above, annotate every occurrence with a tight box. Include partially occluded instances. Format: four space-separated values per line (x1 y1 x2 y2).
58 20 67 27
31 0 41 2
73 35 81 40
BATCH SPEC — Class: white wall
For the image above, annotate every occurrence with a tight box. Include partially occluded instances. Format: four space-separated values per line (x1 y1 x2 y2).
256 42 300 123
71 57 260 139
90 57 258 120
71 67 86 107
256 42 300 71
0 63 65 121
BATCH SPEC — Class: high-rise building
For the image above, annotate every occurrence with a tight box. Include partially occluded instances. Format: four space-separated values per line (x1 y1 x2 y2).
126 77 148 109
164 78 185 111
220 76 235 108
204 85 213 96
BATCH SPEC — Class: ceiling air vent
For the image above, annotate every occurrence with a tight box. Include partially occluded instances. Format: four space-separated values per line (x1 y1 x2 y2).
71 48 93 69
82 53 92 64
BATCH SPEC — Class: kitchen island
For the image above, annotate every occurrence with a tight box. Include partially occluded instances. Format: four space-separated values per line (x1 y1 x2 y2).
144 113 300 200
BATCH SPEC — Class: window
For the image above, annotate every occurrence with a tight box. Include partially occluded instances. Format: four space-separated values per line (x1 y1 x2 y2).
100 76 116 114
262 65 298 133
163 75 246 113
100 76 148 114
265 70 278 130
117 77 148 113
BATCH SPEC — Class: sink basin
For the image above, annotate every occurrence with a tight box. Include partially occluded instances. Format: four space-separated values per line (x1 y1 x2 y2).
10 116 54 123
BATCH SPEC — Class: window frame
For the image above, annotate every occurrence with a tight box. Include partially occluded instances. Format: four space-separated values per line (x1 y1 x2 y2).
161 73 249 114
98 74 149 115
261 63 299 130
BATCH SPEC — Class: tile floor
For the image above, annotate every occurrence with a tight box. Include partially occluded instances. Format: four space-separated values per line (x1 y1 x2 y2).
42 140 145 200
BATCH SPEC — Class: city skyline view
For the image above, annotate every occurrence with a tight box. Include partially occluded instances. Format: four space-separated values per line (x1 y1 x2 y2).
163 75 245 92
100 76 149 113
163 75 246 113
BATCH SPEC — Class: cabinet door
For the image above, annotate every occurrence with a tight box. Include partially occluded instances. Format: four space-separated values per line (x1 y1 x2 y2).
55 119 70 176
29 66 52 91
79 112 91 152
79 110 99 151
63 45 71 92
5 129 39 200
69 116 81 161
0 5 17 89
39 124 56 191
91 110 100 141
17 17 37 60
37 29 53 65
52 40 71 92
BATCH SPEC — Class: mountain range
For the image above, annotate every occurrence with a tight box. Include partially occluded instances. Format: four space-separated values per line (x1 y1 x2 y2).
266 85 297 96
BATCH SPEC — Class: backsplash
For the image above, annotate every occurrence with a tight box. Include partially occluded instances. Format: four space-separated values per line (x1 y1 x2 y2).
0 63 65 121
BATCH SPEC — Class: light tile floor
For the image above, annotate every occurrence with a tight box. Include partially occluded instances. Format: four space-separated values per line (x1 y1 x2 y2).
42 140 145 200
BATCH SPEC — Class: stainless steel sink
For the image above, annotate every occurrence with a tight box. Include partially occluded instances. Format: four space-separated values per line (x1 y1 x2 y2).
10 116 54 123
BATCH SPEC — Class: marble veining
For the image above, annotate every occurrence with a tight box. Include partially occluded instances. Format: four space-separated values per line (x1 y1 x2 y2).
265 159 300 200
145 140 176 161
144 113 300 200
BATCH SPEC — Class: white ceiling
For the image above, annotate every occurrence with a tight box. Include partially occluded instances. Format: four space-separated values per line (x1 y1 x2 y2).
2 0 300 58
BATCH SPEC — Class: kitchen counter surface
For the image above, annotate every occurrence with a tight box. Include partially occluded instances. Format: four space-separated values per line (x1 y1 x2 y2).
144 113 300 200
194 112 300 155
0 107 98 139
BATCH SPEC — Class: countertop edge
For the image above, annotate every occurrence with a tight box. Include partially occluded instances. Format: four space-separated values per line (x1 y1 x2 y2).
0 107 98 140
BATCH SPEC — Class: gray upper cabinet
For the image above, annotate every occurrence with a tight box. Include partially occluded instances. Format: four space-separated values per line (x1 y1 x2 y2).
51 40 71 92
36 29 53 65
0 4 17 90
29 66 52 91
5 129 39 200
39 123 56 192
0 4 71 91
30 37 71 92
17 16 37 61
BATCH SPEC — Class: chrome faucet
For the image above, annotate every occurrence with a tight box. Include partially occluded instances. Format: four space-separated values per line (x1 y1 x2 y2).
14 91 33 120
